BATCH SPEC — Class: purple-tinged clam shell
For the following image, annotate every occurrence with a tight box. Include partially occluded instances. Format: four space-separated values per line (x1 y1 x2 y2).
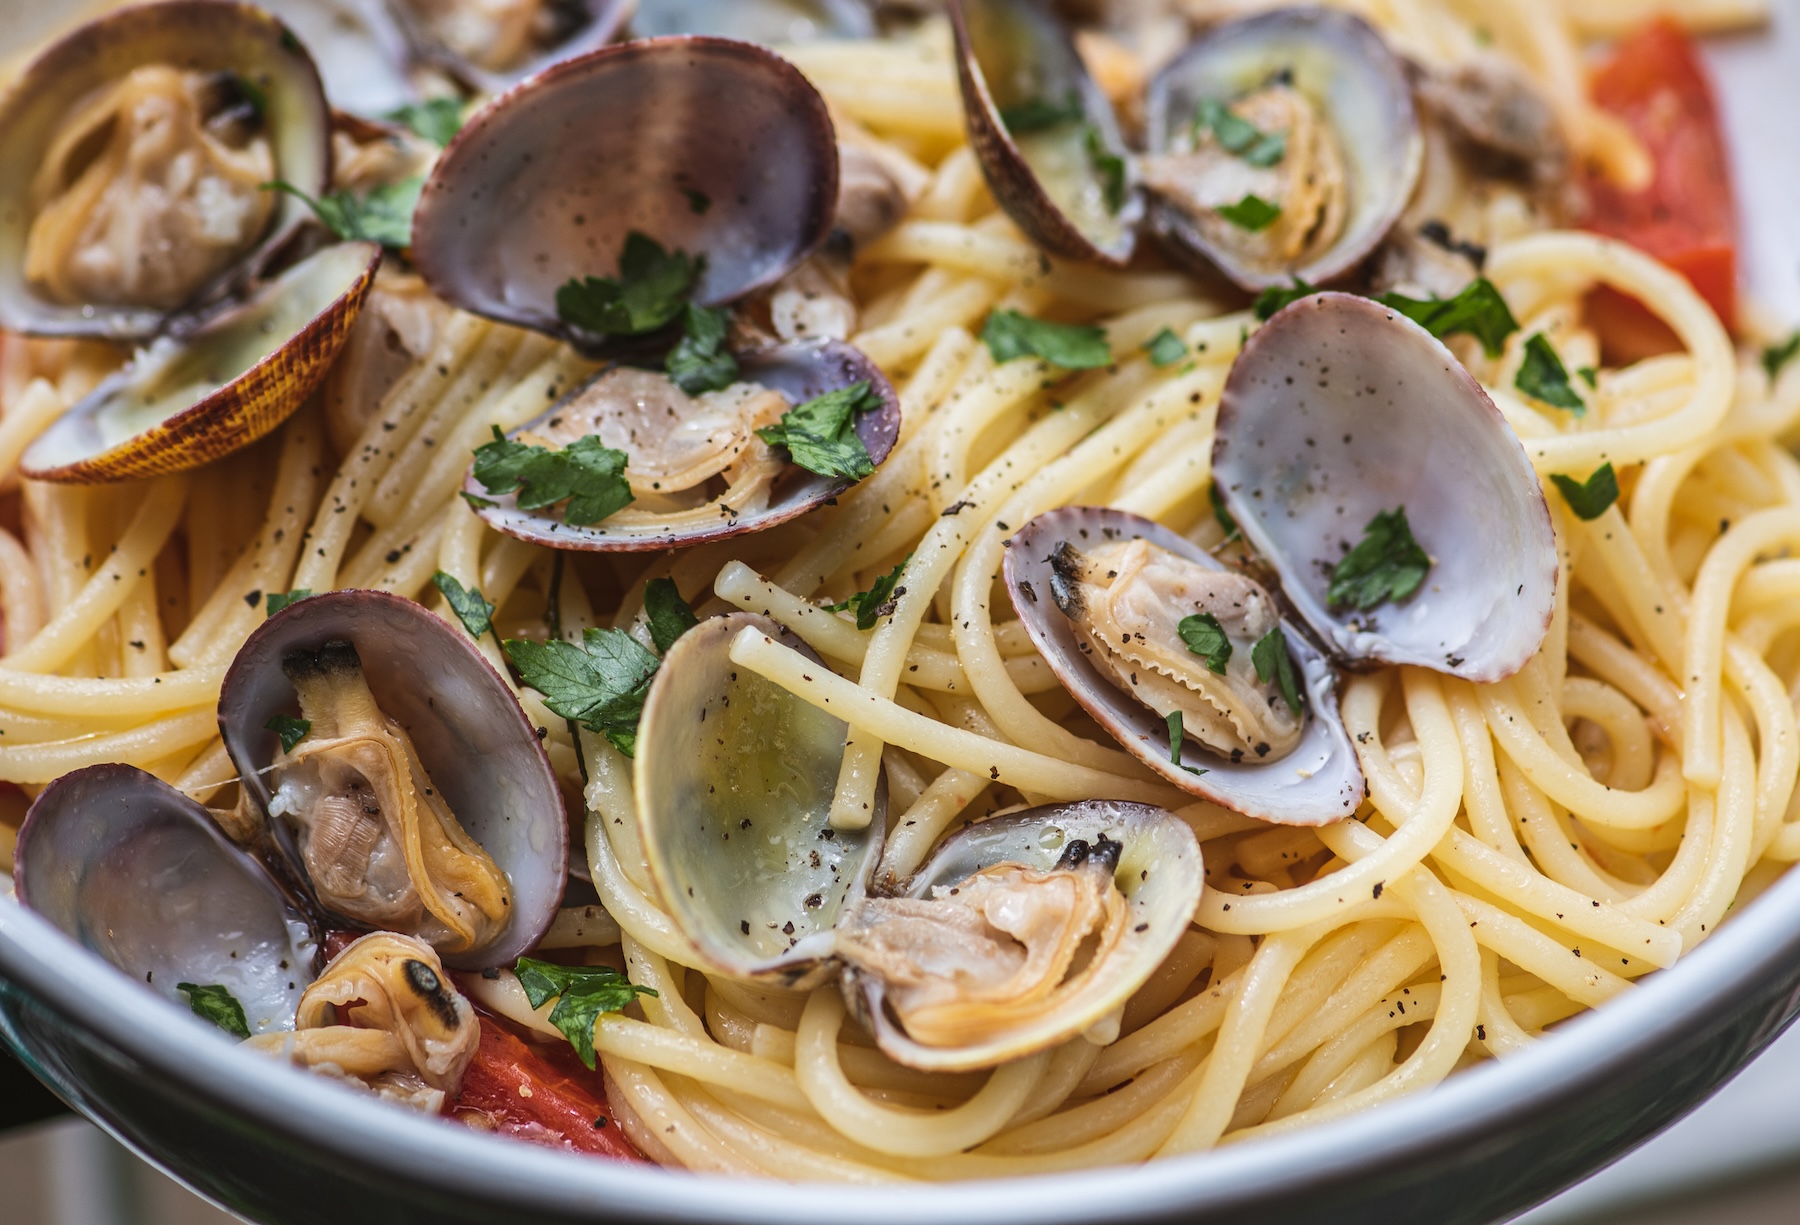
1005 506 1364 826
1213 292 1556 682
627 0 877 42
385 0 632 96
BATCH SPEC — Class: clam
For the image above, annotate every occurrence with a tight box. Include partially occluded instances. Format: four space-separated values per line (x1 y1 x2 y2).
837 800 1201 1072
1004 506 1364 825
626 0 878 42
1213 292 1557 681
386 0 631 94
251 0 421 116
14 763 320 1037
948 0 1140 265
633 613 886 987
218 589 568 970
1141 7 1421 290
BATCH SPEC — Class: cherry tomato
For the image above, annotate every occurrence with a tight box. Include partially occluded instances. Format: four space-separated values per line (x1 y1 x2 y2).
451 1013 643 1162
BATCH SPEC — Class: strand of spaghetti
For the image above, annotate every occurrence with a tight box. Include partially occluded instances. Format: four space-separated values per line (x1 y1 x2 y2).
0 665 223 718
980 1051 1201 1157
1565 612 1682 734
1474 948 1537 1056
1565 0 1771 37
1445 681 1528 858
1667 705 1758 949
1561 677 1655 790
0 379 65 484
0 526 44 650
670 1090 902 1183
1450 894 1632 1005
116 562 167 679
0 706 216 783
1247 925 1432 1082
853 277 999 371
728 626 1175 804
878 765 988 882
603 1058 754 1174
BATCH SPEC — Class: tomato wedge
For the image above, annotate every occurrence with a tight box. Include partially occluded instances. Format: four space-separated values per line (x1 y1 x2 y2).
451 1013 643 1161
1581 18 1738 350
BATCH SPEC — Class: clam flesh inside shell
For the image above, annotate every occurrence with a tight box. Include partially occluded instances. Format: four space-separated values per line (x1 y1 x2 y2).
626 0 878 43
839 801 1202 1072
388 0 631 92
1006 506 1364 825
1142 7 1420 290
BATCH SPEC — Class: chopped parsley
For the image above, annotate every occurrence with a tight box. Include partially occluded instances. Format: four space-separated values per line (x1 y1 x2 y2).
1253 278 1320 321
1549 464 1620 522
828 556 910 631
1144 328 1188 368
1328 507 1431 613
1763 332 1800 382
665 303 739 395
432 571 495 640
266 178 421 249
385 97 464 147
1515 333 1586 416
1577 365 1599 389
265 589 313 617
1251 627 1303 717
178 983 250 1039
1084 124 1128 213
1195 98 1286 167
999 92 1083 133
555 232 698 340
504 627 661 757
1377 278 1520 358
981 309 1112 369
470 427 634 526
756 381 884 482
513 957 657 1070
1209 483 1241 544
264 715 311 754
1164 711 1206 775
643 578 698 654
1178 613 1232 675
1216 193 1281 232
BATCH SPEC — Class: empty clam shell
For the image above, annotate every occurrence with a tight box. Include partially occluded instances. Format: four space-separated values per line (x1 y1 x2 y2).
466 339 901 552
15 763 320 1036
218 589 568 970
634 613 885 988
21 240 381 484
412 36 838 347
1005 506 1364 825
628 0 877 42
948 0 1139 266
0 0 333 341
840 800 1202 1072
1142 7 1420 290
1213 292 1556 681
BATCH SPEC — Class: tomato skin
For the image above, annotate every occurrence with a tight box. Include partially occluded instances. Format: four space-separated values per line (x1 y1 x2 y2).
451 1013 643 1162
1581 18 1738 335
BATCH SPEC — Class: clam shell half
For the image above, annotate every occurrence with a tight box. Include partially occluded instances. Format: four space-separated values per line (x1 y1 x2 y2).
627 0 878 42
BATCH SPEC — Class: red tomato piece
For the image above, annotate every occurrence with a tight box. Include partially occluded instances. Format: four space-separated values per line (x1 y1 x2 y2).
451 1013 643 1162
1582 18 1738 339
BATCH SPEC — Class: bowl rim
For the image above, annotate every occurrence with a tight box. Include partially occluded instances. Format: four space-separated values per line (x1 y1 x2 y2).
4 857 1800 1223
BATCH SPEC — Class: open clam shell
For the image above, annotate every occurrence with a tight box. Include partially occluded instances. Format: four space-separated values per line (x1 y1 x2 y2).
0 0 332 341
217 589 567 970
255 0 420 116
15 764 320 1037
633 613 885 988
627 0 877 42
466 339 901 552
21 240 381 484
386 0 632 96
411 36 838 348
1005 506 1364 825
948 0 1139 266
840 801 1202 1072
1142 7 1420 290
1213 292 1557 682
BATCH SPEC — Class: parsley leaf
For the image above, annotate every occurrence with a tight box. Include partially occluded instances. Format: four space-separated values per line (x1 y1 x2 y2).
1549 464 1620 522
1253 278 1320 321
266 178 421 248
999 92 1083 133
1251 627 1303 716
1377 278 1520 359
643 577 698 654
514 957 657 1070
264 715 310 754
1178 613 1232 674
178 983 250 1039
665 303 739 395
1084 124 1127 213
1328 507 1431 613
1144 328 1188 368
981 310 1112 369
828 556 910 631
1577 365 1598 389
504 627 661 749
1196 98 1286 167
755 381 883 482
1217 194 1281 232
1516 333 1586 416
1763 332 1800 382
265 589 313 617
1209 483 1241 543
555 232 697 339
471 427 634 526
385 97 464 147
432 571 495 639
1163 711 1207 775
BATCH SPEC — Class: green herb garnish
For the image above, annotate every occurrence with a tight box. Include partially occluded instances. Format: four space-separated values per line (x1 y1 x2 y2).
265 589 313 617
1144 328 1188 368
1196 98 1286 167
1577 365 1599 389
1549 464 1620 522
504 627 661 755
471 427 634 526
1084 124 1128 213
555 232 698 339
1209 483 1241 543
1251 627 1303 717
1178 613 1232 675
1377 278 1520 358
1217 193 1281 232
385 97 464 147
999 92 1084 133
178 983 250 1039
1763 332 1800 382
1253 278 1320 321
1328 507 1431 613
264 715 311 754
513 957 657 1070
265 178 422 249
665 303 739 395
981 309 1112 369
432 571 495 640
828 556 910 631
755 381 884 482
1163 711 1206 775
643 578 698 654
1516 333 1586 416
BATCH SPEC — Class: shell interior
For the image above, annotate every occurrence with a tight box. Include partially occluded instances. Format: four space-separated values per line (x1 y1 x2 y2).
628 0 877 42
216 589 568 970
634 613 884 987
387 0 632 96
1005 506 1365 825
1213 292 1557 682
15 763 319 1037
254 0 419 116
